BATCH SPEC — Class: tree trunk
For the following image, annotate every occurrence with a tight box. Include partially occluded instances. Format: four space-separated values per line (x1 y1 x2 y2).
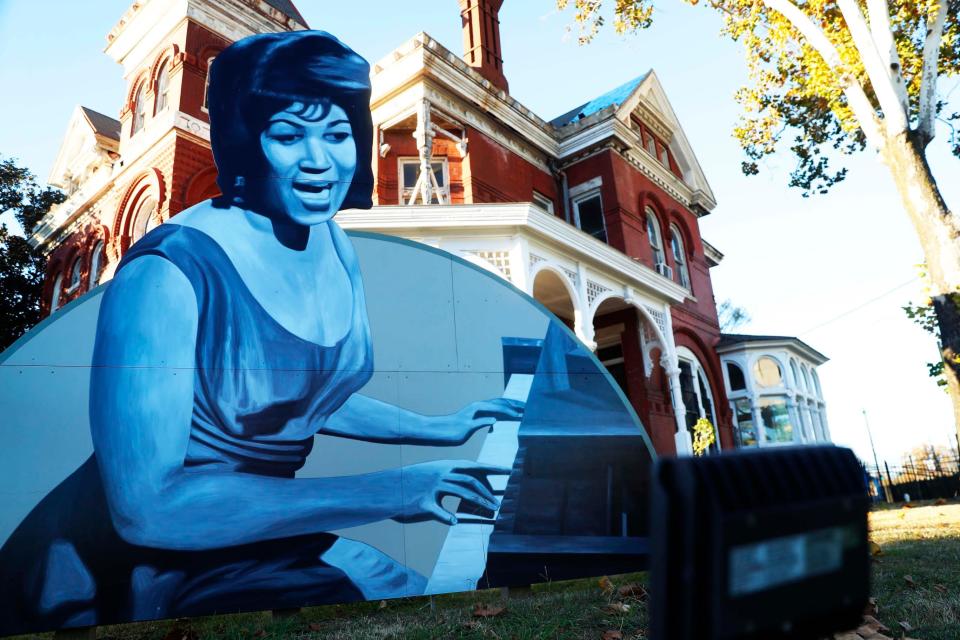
882 132 960 439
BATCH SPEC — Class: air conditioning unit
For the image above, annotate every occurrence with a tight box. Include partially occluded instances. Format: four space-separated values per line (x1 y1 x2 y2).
655 262 673 279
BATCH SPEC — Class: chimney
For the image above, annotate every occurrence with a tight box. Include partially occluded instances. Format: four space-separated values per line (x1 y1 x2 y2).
457 0 509 93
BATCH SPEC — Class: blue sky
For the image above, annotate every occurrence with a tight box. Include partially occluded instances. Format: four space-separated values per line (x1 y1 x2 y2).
1 0 957 464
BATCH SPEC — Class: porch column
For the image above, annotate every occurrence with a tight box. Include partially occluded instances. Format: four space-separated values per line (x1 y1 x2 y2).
412 99 436 205
661 352 692 455
786 395 804 444
751 395 766 445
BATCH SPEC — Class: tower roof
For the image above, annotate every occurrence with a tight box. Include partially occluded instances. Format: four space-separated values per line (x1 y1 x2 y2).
549 73 649 127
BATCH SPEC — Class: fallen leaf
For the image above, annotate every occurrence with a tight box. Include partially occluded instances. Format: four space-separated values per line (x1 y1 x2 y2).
598 576 615 594
897 511 907 519
253 631 267 638
869 540 883 556
862 615 888 632
934 498 947 506
857 623 880 636
308 623 322 631
832 632 861 640
603 602 631 614
601 631 623 640
933 583 948 594
898 620 913 632
617 583 648 599
863 597 879 616
473 603 506 618
903 575 917 588
902 503 914 509
379 599 387 609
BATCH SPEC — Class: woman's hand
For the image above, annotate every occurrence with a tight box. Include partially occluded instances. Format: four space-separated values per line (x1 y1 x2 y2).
419 398 525 446
393 460 510 525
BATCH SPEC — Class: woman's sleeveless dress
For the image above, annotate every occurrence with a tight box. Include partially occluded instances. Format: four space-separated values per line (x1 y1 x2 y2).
0 223 409 635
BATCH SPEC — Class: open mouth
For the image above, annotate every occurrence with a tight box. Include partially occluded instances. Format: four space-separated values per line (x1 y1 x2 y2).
293 180 333 196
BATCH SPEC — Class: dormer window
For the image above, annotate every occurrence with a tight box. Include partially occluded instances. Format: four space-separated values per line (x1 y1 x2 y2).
572 190 606 243
399 158 448 204
155 60 170 113
131 83 146 134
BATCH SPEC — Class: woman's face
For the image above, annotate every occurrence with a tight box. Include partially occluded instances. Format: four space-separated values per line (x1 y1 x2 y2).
258 101 357 226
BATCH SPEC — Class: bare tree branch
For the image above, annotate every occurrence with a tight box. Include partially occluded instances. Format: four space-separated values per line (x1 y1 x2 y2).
865 0 910 117
837 0 908 135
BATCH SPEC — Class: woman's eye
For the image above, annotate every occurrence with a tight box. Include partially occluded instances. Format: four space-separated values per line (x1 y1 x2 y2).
325 131 351 143
270 133 301 144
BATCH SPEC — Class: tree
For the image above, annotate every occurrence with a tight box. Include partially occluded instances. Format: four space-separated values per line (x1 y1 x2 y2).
0 157 65 350
557 0 960 437
717 298 751 332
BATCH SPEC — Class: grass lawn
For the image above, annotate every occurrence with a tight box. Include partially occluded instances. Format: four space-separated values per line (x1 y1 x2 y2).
12 501 959 640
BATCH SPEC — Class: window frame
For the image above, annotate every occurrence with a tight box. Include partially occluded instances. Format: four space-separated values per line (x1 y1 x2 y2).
155 59 170 114
131 82 146 134
89 240 105 288
66 257 83 292
646 208 665 266
398 157 449 205
669 225 691 289
201 55 217 113
571 189 607 243
532 191 555 215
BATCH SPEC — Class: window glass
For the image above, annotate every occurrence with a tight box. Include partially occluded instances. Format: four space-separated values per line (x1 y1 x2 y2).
678 361 700 430
733 398 756 447
790 359 802 390
645 133 657 156
759 397 794 443
726 362 746 391
659 145 670 167
50 275 63 313
399 159 447 204
89 241 105 288
131 196 158 244
132 84 145 134
67 257 82 291
573 192 606 242
202 55 217 111
812 370 823 398
646 209 664 265
801 366 812 394
156 60 169 113
753 356 782 387
669 227 690 289
532 191 554 214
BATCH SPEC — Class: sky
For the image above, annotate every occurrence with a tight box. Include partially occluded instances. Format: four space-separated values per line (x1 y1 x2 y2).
0 0 957 466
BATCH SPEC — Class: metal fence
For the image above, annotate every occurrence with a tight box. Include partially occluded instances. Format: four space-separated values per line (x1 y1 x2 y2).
864 453 960 503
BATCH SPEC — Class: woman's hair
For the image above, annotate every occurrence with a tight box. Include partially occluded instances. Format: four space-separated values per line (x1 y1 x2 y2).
208 31 373 210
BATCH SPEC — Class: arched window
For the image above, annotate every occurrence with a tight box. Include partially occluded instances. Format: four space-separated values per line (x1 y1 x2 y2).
132 83 146 134
669 226 690 289
202 55 217 111
726 361 746 392
67 256 83 291
811 369 823 398
50 274 63 313
155 59 170 113
646 208 665 268
89 240 105 288
753 356 783 388
677 349 720 452
131 196 158 244
789 359 802 391
801 365 812 396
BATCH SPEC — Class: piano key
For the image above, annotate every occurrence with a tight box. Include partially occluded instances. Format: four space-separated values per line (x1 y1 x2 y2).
423 374 532 595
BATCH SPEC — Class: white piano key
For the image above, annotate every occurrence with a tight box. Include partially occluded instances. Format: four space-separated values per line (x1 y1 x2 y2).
424 374 533 595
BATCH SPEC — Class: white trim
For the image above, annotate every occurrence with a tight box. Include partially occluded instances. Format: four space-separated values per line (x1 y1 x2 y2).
568 176 602 198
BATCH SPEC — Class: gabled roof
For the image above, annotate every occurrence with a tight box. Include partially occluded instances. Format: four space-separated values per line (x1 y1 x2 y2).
549 73 649 127
80 106 120 141
718 333 829 364
264 0 308 27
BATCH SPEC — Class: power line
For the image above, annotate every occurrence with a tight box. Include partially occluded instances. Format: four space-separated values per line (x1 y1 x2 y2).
798 277 920 336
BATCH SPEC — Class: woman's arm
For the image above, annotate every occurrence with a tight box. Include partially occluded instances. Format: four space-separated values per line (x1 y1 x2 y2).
322 394 523 446
90 257 406 551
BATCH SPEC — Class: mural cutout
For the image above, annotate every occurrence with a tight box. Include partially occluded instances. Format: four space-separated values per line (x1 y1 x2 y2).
0 31 655 636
